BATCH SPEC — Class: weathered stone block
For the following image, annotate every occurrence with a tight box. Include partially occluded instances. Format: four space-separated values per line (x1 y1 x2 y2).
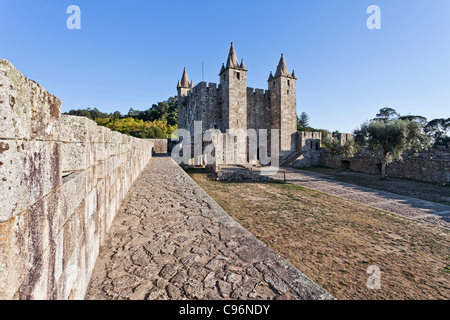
72 243 87 300
0 190 62 299
59 171 88 230
59 115 97 143
63 201 84 270
96 160 106 180
0 140 61 222
95 142 107 161
0 59 61 141
152 139 167 153
54 229 64 285
61 142 95 172
62 242 79 300
0 218 19 299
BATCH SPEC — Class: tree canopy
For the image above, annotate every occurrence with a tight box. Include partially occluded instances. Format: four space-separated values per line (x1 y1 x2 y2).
354 111 430 179
64 97 178 139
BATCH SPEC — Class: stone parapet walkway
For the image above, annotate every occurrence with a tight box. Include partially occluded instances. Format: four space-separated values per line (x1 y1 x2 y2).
270 167 450 230
85 156 333 300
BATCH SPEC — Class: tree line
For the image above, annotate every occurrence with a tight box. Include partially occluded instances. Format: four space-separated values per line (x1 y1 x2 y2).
320 107 449 180
63 96 178 139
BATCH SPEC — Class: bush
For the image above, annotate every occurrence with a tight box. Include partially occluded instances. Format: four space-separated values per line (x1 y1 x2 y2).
144 126 166 139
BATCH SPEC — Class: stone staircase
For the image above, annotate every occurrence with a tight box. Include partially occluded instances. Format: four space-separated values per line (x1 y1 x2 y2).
281 150 304 167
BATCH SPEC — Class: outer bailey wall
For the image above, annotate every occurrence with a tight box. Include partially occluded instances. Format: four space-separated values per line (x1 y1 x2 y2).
322 155 450 184
0 60 155 300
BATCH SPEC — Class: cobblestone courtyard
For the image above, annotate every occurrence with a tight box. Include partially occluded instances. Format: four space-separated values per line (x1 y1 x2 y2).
85 156 332 300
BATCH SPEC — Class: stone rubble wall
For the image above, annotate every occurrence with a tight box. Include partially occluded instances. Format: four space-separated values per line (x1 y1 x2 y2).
322 155 450 184
0 59 155 299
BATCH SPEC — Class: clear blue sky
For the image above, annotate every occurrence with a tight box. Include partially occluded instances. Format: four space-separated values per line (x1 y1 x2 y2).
1 0 449 133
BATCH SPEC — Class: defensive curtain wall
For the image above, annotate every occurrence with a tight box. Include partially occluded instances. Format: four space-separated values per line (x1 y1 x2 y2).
286 132 449 185
0 59 166 299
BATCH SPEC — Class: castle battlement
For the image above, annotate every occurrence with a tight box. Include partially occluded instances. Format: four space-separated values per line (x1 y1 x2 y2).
177 42 298 160
247 87 270 99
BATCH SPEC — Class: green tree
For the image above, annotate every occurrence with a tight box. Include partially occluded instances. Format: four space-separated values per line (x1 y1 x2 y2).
424 118 450 147
354 118 429 180
322 134 359 172
398 115 428 128
374 107 399 122
297 112 310 130
144 126 166 139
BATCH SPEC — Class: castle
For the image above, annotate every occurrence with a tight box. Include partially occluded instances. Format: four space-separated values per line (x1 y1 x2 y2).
177 43 299 163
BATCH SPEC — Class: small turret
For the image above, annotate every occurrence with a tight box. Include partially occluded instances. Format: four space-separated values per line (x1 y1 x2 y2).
177 67 192 97
274 54 290 78
291 69 297 79
226 42 240 69
180 67 190 88
240 59 247 70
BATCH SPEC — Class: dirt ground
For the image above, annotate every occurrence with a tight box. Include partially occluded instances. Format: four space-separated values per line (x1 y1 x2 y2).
188 169 450 300
295 167 450 206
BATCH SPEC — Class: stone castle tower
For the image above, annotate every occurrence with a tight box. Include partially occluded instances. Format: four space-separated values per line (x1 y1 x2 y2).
177 42 298 162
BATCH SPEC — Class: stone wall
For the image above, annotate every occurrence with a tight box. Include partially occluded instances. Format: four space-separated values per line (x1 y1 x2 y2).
247 88 270 133
0 59 155 299
152 139 167 154
322 155 450 184
178 82 221 139
289 132 323 167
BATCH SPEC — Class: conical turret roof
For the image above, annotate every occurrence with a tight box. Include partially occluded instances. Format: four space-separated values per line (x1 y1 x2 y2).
180 67 190 88
226 42 239 69
274 54 290 78
240 59 246 70
291 69 297 79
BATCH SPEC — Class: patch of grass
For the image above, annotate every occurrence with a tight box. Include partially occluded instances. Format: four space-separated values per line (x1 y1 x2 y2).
292 166 333 172
188 170 450 300
293 167 450 206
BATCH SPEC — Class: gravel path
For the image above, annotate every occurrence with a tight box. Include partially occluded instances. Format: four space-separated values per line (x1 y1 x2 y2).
85 156 333 300
271 167 450 230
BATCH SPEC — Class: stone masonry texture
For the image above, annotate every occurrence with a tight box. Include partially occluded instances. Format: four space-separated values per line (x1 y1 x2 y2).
0 59 156 299
85 155 333 300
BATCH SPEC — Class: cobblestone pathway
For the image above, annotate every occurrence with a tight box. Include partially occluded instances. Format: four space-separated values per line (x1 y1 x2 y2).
85 156 332 300
271 167 450 230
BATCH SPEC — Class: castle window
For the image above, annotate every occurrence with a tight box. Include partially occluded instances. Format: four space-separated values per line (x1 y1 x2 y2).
287 80 290 86
287 90 290 95
235 72 240 80
273 82 276 89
